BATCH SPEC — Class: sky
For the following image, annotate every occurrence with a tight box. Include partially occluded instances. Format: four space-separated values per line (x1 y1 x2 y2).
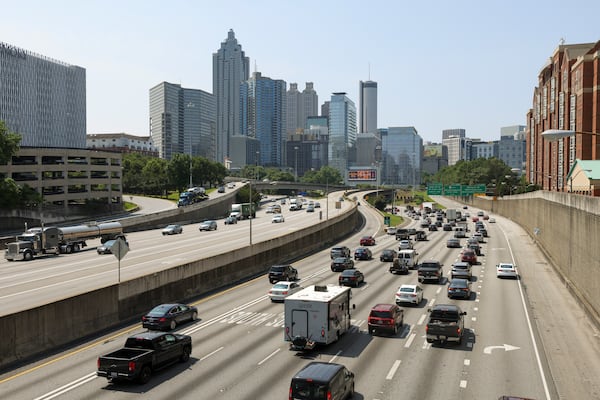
3 0 600 143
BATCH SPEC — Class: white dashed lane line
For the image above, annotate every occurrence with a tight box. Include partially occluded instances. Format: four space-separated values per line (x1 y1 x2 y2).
386 360 402 380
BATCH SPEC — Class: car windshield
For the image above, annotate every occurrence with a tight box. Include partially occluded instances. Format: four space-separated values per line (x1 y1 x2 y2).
341 270 357 276
272 283 289 289
147 304 172 316
370 310 392 318
450 280 468 288
102 240 115 247
271 266 286 272
400 287 415 293
291 382 328 399
166 225 177 229
333 257 347 263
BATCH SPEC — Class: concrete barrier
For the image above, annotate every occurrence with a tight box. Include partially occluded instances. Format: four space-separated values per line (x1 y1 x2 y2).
0 206 360 371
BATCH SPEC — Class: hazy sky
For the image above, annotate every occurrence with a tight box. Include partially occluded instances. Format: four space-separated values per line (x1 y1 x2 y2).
3 0 600 143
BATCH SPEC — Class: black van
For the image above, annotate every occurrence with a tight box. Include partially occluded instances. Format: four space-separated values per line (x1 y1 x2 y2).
290 362 355 400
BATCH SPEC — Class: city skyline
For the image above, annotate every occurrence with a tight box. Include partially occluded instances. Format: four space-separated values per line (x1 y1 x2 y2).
3 0 599 143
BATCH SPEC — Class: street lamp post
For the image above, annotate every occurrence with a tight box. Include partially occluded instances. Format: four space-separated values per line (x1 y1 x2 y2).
249 151 259 246
294 146 299 182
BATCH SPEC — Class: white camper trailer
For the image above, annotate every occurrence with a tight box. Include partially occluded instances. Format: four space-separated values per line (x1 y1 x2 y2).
284 285 353 351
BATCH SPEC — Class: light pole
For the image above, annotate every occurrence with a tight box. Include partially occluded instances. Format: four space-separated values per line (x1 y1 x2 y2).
249 151 259 246
326 177 329 220
294 146 299 182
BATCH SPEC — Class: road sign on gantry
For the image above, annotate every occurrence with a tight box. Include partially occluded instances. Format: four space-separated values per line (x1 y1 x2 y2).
444 184 462 196
462 184 486 195
427 183 443 195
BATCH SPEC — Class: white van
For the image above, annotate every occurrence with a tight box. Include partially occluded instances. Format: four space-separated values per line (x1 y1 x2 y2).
397 249 419 269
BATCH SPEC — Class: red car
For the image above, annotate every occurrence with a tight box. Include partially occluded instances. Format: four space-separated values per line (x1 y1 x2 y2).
472 216 479 222
360 236 376 246
461 249 478 265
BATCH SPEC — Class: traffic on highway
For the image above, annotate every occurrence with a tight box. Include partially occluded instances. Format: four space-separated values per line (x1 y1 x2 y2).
0 192 598 399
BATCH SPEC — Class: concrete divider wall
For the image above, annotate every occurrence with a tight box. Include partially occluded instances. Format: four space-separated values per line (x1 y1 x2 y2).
0 207 359 371
470 192 600 326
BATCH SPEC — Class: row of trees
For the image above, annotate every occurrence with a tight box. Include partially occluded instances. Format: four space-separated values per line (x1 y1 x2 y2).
123 153 228 195
424 157 538 196
228 164 344 186
0 121 43 208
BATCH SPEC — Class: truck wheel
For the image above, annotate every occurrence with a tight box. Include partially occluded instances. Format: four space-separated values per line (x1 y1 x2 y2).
73 244 80 252
65 245 72 254
180 346 191 362
23 251 33 261
169 320 177 330
138 366 152 384
348 382 355 398
191 311 198 321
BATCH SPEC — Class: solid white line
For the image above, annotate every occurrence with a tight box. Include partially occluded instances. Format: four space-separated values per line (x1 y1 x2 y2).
386 360 402 380
200 346 224 361
404 333 416 348
34 372 97 400
329 350 343 363
258 348 281 365
500 225 552 400
417 314 427 325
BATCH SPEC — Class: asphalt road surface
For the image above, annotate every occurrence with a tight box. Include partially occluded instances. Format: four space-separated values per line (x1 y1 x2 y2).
1 197 599 399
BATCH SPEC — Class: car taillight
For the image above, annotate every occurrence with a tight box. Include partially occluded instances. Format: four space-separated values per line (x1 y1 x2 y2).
97 358 100 368
425 325 429 333
289 387 293 400
128 361 136 372
282 291 288 295
159 317 166 322
321 329 325 337
327 390 332 400
457 327 461 335
141 316 147 321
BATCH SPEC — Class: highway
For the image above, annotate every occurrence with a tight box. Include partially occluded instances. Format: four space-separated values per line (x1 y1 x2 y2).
1 196 599 399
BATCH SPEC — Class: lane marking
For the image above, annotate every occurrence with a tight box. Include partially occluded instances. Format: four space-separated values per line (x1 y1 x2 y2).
460 380 468 388
258 348 281 366
417 314 427 325
386 360 402 380
329 350 343 363
464 359 470 366
428 298 436 307
200 346 224 361
404 333 416 348
436 287 441 294
499 225 551 400
33 372 97 400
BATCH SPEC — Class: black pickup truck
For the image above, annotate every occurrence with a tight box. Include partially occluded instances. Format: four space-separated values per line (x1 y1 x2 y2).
418 260 444 283
425 304 467 345
97 331 192 384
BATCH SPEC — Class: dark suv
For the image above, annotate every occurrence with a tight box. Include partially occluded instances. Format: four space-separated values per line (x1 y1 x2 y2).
268 264 298 284
368 303 404 335
290 362 355 400
330 246 351 259
331 257 354 272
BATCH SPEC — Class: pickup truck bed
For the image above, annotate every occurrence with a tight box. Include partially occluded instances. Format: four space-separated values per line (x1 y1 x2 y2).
97 332 192 384
426 304 466 345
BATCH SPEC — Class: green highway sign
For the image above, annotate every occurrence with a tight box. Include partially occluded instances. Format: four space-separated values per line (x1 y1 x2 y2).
462 184 487 195
444 184 462 196
427 183 443 195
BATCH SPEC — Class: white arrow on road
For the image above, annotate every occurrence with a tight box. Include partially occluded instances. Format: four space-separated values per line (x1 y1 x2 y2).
484 344 520 354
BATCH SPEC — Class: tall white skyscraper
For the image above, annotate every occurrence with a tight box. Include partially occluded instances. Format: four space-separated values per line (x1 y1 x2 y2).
213 30 249 164
359 80 377 134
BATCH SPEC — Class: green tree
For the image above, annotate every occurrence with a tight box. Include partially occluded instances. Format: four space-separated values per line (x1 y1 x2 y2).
122 153 148 194
0 120 21 165
301 166 343 185
142 157 168 195
167 153 192 192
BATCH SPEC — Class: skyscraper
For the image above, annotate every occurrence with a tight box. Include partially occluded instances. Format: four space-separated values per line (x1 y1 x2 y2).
149 82 215 160
213 30 250 163
328 93 357 180
0 41 86 148
359 80 377 134
240 72 286 167
380 127 423 186
286 82 318 135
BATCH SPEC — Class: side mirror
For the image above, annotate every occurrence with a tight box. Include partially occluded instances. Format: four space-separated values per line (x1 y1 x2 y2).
462 311 467 315
427 308 432 313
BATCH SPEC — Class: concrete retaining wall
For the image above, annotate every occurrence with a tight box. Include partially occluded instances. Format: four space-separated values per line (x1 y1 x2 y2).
0 207 360 370
467 192 600 327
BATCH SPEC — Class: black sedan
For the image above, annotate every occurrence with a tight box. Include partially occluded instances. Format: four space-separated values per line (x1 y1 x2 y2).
354 247 373 260
142 303 198 331
447 278 472 299
380 249 397 262
339 269 364 287
331 257 355 272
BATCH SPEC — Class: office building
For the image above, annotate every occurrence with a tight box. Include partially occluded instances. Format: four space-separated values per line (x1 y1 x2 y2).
359 80 377 134
87 133 158 157
328 93 357 180
422 143 448 175
213 30 250 164
149 82 215 160
380 127 423 186
443 135 472 166
442 128 466 140
471 141 498 160
498 125 526 174
240 72 286 167
286 82 318 135
527 41 600 193
0 41 86 148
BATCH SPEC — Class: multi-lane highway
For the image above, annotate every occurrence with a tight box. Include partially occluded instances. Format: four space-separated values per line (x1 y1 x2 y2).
1 196 599 399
